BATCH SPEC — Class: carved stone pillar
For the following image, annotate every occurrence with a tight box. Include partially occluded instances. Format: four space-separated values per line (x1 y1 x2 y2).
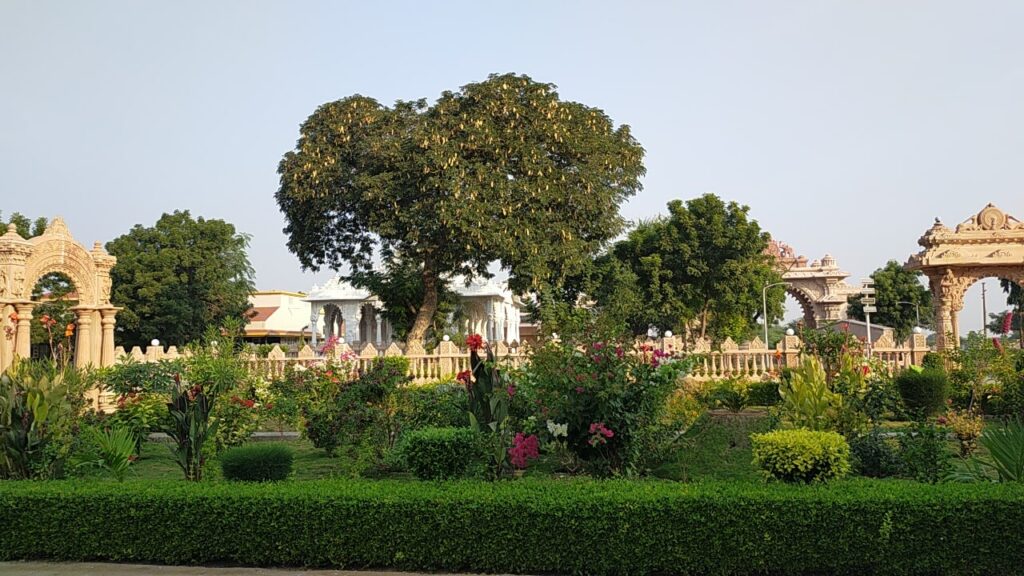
934 305 954 352
100 308 118 367
14 302 34 360
341 304 362 344
74 308 93 368
375 313 383 346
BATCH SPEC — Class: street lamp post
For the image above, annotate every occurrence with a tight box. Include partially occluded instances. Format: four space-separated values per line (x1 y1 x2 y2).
763 282 790 365
896 301 921 333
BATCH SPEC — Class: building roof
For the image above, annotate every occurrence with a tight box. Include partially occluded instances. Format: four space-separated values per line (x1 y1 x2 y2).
247 306 279 322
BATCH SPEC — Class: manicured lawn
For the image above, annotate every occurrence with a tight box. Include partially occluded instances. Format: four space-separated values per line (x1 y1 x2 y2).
653 410 774 482
116 438 353 482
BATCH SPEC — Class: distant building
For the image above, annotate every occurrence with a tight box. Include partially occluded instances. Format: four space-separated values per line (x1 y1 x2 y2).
243 290 312 350
824 319 893 343
305 276 525 348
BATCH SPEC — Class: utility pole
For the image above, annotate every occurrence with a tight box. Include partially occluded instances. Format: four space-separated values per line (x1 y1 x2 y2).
861 279 876 358
982 282 988 337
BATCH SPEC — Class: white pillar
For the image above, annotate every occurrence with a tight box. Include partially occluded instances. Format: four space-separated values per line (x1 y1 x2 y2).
310 307 320 348
375 312 383 346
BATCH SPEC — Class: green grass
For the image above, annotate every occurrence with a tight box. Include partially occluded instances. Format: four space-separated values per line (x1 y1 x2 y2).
653 410 775 482
113 439 351 482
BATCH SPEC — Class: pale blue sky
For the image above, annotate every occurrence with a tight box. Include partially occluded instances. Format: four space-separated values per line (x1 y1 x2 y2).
3 1 1023 332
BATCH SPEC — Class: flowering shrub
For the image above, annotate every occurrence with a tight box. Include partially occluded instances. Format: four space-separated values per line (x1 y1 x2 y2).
520 332 691 476
508 432 539 469
303 357 411 461
211 393 269 453
942 407 985 457
107 392 169 454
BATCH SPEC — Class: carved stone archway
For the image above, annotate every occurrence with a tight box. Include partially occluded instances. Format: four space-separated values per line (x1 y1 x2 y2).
0 218 118 372
907 203 1024 351
767 241 863 328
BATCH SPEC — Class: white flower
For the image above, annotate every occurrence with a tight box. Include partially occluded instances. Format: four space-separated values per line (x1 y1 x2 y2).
546 420 568 438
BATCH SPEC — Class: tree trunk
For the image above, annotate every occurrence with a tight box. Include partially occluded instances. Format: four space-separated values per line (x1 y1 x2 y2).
407 265 438 344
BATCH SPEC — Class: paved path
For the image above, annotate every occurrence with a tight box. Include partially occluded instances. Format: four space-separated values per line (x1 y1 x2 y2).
0 562 460 576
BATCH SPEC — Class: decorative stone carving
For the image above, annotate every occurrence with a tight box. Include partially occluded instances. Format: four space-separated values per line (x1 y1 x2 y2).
767 243 863 328
908 203 1024 351
0 217 118 372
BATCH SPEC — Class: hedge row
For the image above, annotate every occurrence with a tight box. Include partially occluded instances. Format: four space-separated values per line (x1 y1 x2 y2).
1 479 1023 575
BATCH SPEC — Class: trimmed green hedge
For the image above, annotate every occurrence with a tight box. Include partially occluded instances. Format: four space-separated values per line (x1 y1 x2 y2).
1 479 1023 575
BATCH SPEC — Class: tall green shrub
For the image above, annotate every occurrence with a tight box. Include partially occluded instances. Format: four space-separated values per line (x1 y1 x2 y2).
895 368 948 419
399 427 481 480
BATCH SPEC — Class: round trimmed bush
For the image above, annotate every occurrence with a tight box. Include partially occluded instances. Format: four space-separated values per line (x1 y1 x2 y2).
895 368 949 419
219 443 294 482
399 427 481 480
751 429 851 483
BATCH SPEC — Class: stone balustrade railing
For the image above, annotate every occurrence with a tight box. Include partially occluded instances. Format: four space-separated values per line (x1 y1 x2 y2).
112 331 929 384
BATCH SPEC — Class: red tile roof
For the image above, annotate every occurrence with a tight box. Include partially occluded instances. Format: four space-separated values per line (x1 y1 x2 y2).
248 306 279 322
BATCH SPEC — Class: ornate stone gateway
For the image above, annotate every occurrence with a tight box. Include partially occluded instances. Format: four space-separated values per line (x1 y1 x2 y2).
766 241 863 327
907 203 1024 351
0 218 119 371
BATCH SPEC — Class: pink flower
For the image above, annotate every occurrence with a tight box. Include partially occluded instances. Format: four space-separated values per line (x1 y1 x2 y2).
587 422 614 446
993 338 1004 354
1003 312 1014 335
615 346 624 358
575 386 585 393
508 433 540 469
506 385 516 398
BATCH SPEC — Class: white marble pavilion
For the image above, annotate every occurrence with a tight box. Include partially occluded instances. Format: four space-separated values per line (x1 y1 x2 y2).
305 276 523 348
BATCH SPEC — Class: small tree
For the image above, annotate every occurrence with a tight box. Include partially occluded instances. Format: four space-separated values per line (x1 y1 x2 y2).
591 195 783 343
107 211 255 347
846 261 931 342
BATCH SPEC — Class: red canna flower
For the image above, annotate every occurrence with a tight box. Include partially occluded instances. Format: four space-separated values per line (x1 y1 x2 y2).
466 333 484 351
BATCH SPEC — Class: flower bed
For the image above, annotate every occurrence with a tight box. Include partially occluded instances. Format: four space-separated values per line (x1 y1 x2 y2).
1 478 1023 575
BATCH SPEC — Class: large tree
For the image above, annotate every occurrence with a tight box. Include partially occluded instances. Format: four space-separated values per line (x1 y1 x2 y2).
276 73 645 343
591 195 783 343
107 211 255 347
846 260 931 342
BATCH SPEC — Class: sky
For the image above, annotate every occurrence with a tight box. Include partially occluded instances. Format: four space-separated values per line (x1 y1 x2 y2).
2 1 1023 333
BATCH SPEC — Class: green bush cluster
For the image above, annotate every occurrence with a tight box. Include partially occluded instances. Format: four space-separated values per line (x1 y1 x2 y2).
746 379 781 407
396 381 468 430
219 443 294 482
895 368 949 419
100 358 184 395
751 429 851 483
2 479 1024 575
398 427 481 480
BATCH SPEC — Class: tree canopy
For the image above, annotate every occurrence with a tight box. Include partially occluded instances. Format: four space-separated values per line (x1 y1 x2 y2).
276 73 645 342
106 211 255 347
0 211 46 238
590 194 783 343
846 260 931 342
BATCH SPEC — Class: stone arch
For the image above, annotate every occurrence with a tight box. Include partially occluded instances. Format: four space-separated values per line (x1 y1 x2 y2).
766 241 863 328
907 204 1024 351
785 286 818 328
0 218 118 372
